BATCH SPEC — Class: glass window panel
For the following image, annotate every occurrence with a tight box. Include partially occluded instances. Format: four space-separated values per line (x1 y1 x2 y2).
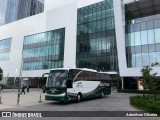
134 23 140 32
156 44 160 52
135 46 141 53
101 38 107 50
136 53 142 67
149 52 157 65
141 22 146 31
142 53 149 66
125 34 130 46
135 32 141 46
129 33 134 46
148 30 155 44
154 19 160 28
127 54 131 67
156 52 160 63
148 44 155 52
142 45 148 53
147 20 153 30
141 31 147 45
129 24 134 32
130 46 135 53
132 54 136 67
155 28 160 43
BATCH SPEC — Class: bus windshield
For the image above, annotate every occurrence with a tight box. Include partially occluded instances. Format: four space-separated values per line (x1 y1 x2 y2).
47 70 67 88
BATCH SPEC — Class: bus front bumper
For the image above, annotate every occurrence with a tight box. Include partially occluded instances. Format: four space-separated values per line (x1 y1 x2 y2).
45 94 69 102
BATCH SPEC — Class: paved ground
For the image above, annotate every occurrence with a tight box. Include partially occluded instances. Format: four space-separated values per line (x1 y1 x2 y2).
0 89 45 109
0 89 159 120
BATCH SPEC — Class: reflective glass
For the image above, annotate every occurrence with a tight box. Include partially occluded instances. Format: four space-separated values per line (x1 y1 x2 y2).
125 17 160 68
136 53 142 67
0 38 11 61
130 33 135 46
142 53 149 66
156 52 160 63
149 52 157 65
22 28 65 70
125 34 130 47
132 54 136 67
141 31 147 45
76 0 117 72
155 28 160 43
0 0 44 26
135 32 141 46
148 30 155 44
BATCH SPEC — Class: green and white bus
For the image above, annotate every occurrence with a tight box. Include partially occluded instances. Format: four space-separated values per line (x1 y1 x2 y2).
43 68 111 102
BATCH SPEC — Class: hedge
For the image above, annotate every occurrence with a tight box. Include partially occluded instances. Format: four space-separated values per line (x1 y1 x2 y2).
117 89 160 94
2 86 14 89
130 95 160 114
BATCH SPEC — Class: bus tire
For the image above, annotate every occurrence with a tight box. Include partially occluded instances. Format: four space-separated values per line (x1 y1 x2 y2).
101 91 105 98
76 93 82 103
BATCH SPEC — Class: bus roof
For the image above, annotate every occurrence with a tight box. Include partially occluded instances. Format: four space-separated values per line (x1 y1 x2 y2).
50 68 97 72
50 68 111 75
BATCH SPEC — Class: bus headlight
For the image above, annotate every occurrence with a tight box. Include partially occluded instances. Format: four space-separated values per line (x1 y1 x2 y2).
58 93 66 96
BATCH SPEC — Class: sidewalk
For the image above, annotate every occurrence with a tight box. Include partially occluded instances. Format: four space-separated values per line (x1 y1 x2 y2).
0 89 47 110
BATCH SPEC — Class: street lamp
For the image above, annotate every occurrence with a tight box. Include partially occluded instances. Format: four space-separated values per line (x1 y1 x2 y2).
17 59 23 106
13 69 18 91
0 85 2 104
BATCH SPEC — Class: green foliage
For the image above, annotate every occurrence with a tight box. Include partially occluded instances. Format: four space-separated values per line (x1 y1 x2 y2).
130 96 160 114
117 89 160 94
140 62 160 97
2 86 13 89
0 67 3 81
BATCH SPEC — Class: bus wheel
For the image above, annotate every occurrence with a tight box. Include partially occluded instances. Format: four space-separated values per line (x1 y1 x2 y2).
76 93 82 103
101 91 105 98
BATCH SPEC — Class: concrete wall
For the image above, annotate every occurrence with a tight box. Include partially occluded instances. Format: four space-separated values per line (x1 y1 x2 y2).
0 13 46 78
0 1 78 78
113 0 160 77
0 0 160 79
44 0 103 11
45 2 77 69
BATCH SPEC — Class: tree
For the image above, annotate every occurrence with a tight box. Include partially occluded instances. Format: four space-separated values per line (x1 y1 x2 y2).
0 67 3 81
141 62 159 100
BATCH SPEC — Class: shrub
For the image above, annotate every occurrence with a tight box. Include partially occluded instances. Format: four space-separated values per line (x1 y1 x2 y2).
130 95 160 114
2 86 13 89
117 89 160 94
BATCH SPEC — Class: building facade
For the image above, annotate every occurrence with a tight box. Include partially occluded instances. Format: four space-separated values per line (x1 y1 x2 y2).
0 0 44 26
0 0 160 89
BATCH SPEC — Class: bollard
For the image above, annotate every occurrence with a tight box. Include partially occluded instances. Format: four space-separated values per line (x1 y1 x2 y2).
38 93 42 103
0 88 2 104
17 87 21 106
38 86 39 92
0 96 2 104
0 94 2 104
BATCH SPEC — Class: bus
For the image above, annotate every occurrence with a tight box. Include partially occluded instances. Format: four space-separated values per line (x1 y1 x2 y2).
42 68 111 102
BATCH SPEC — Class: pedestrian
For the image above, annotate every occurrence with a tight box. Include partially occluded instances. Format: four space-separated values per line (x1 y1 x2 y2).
27 85 30 93
0 86 1 93
21 84 26 94
0 84 3 92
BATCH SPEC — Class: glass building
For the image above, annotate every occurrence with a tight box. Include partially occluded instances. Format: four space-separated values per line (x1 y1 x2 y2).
125 18 160 68
22 28 65 70
0 0 44 26
0 0 160 89
76 0 118 72
0 38 11 61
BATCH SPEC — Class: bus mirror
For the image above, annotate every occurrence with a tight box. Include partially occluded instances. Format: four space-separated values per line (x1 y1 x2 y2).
42 73 49 80
64 74 68 79
43 90 46 93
